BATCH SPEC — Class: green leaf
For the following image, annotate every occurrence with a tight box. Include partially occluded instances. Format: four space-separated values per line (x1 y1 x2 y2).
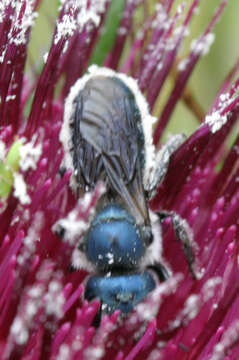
0 161 13 198
0 139 23 198
6 140 22 171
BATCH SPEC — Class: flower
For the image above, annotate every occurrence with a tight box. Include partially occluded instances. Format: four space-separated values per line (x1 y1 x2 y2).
1 0 239 359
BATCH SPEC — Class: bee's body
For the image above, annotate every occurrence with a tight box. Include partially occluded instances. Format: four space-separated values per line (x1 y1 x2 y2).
59 66 196 317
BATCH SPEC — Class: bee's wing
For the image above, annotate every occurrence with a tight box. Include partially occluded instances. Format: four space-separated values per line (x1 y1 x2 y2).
70 76 149 226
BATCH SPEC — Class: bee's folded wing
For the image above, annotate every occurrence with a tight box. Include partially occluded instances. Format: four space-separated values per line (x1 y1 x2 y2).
71 76 150 226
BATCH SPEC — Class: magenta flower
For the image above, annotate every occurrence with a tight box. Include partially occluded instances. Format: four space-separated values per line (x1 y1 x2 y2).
1 0 239 359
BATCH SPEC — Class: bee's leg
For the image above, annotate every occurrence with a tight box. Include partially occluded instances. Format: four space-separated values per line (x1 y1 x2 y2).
53 215 93 272
157 210 196 279
92 303 102 328
67 264 75 273
148 262 170 282
146 134 186 198
54 222 65 238
54 229 89 272
59 165 67 177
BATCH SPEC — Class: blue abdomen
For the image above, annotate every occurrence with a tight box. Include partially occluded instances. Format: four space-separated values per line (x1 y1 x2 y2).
86 204 146 270
85 271 156 314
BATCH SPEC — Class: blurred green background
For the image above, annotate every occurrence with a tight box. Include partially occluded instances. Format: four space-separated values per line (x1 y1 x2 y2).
28 0 239 137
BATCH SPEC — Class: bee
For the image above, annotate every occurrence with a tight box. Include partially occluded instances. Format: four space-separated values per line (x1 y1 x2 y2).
59 65 196 318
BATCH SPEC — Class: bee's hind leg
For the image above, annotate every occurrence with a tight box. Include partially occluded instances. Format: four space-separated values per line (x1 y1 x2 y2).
157 210 197 279
146 134 186 198
148 262 170 282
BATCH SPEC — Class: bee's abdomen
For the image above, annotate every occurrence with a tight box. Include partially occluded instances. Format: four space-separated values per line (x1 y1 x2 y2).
85 203 146 270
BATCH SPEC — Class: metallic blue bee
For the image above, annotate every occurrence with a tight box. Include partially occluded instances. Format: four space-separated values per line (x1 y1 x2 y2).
59 66 196 319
